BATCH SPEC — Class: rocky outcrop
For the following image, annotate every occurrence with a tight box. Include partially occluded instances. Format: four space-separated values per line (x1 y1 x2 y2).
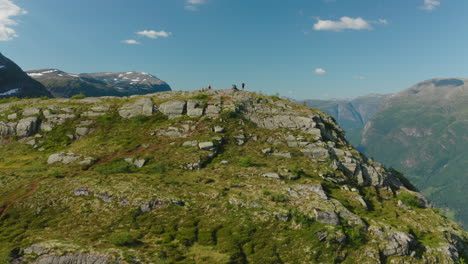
0 117 39 137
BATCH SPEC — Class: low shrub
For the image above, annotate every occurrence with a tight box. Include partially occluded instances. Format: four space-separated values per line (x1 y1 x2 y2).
109 232 138 246
94 160 134 174
238 156 254 167
71 94 86 99
397 193 424 208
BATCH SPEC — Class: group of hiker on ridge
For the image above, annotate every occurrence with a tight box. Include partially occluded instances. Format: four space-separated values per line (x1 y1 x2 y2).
199 83 246 92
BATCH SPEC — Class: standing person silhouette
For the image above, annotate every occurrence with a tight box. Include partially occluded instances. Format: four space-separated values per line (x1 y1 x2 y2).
242 83 245 90
208 84 211 90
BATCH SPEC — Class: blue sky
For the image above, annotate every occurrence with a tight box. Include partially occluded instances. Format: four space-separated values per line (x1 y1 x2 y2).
1 0 468 99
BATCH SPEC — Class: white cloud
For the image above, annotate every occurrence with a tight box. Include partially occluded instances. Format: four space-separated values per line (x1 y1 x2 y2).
0 0 27 41
185 0 206 11
377 19 388 25
421 0 440 10
122 39 140 45
353 75 366 80
314 17 373 31
136 30 172 39
315 68 326 75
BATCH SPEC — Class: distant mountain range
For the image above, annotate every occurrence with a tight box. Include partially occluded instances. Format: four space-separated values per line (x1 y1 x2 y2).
27 69 171 98
0 53 52 98
0 53 171 99
305 78 468 227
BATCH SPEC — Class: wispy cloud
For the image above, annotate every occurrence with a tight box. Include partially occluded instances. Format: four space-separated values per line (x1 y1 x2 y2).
421 0 440 11
122 39 141 45
0 0 27 41
315 68 326 75
185 0 207 11
313 17 387 32
136 30 172 39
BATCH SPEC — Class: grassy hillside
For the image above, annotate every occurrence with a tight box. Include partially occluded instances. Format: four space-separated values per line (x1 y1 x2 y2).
0 90 466 263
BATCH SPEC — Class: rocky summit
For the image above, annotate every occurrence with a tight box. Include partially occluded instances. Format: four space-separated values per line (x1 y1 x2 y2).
0 89 467 263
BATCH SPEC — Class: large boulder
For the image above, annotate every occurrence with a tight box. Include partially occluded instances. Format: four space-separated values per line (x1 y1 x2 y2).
159 100 187 118
16 117 39 137
187 100 204 117
118 98 154 118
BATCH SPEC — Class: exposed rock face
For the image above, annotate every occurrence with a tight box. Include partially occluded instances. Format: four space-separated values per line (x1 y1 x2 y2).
118 98 154 118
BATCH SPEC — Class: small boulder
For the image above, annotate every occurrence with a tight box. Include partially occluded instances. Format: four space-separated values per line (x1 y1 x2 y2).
199 141 215 150
272 152 292 158
7 113 17 120
214 126 225 133
75 127 89 136
262 172 281 179
262 148 273 154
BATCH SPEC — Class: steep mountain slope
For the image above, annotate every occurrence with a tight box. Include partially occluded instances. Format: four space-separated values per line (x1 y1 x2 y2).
0 53 52 98
361 78 468 227
27 69 171 98
302 94 390 145
0 89 466 263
